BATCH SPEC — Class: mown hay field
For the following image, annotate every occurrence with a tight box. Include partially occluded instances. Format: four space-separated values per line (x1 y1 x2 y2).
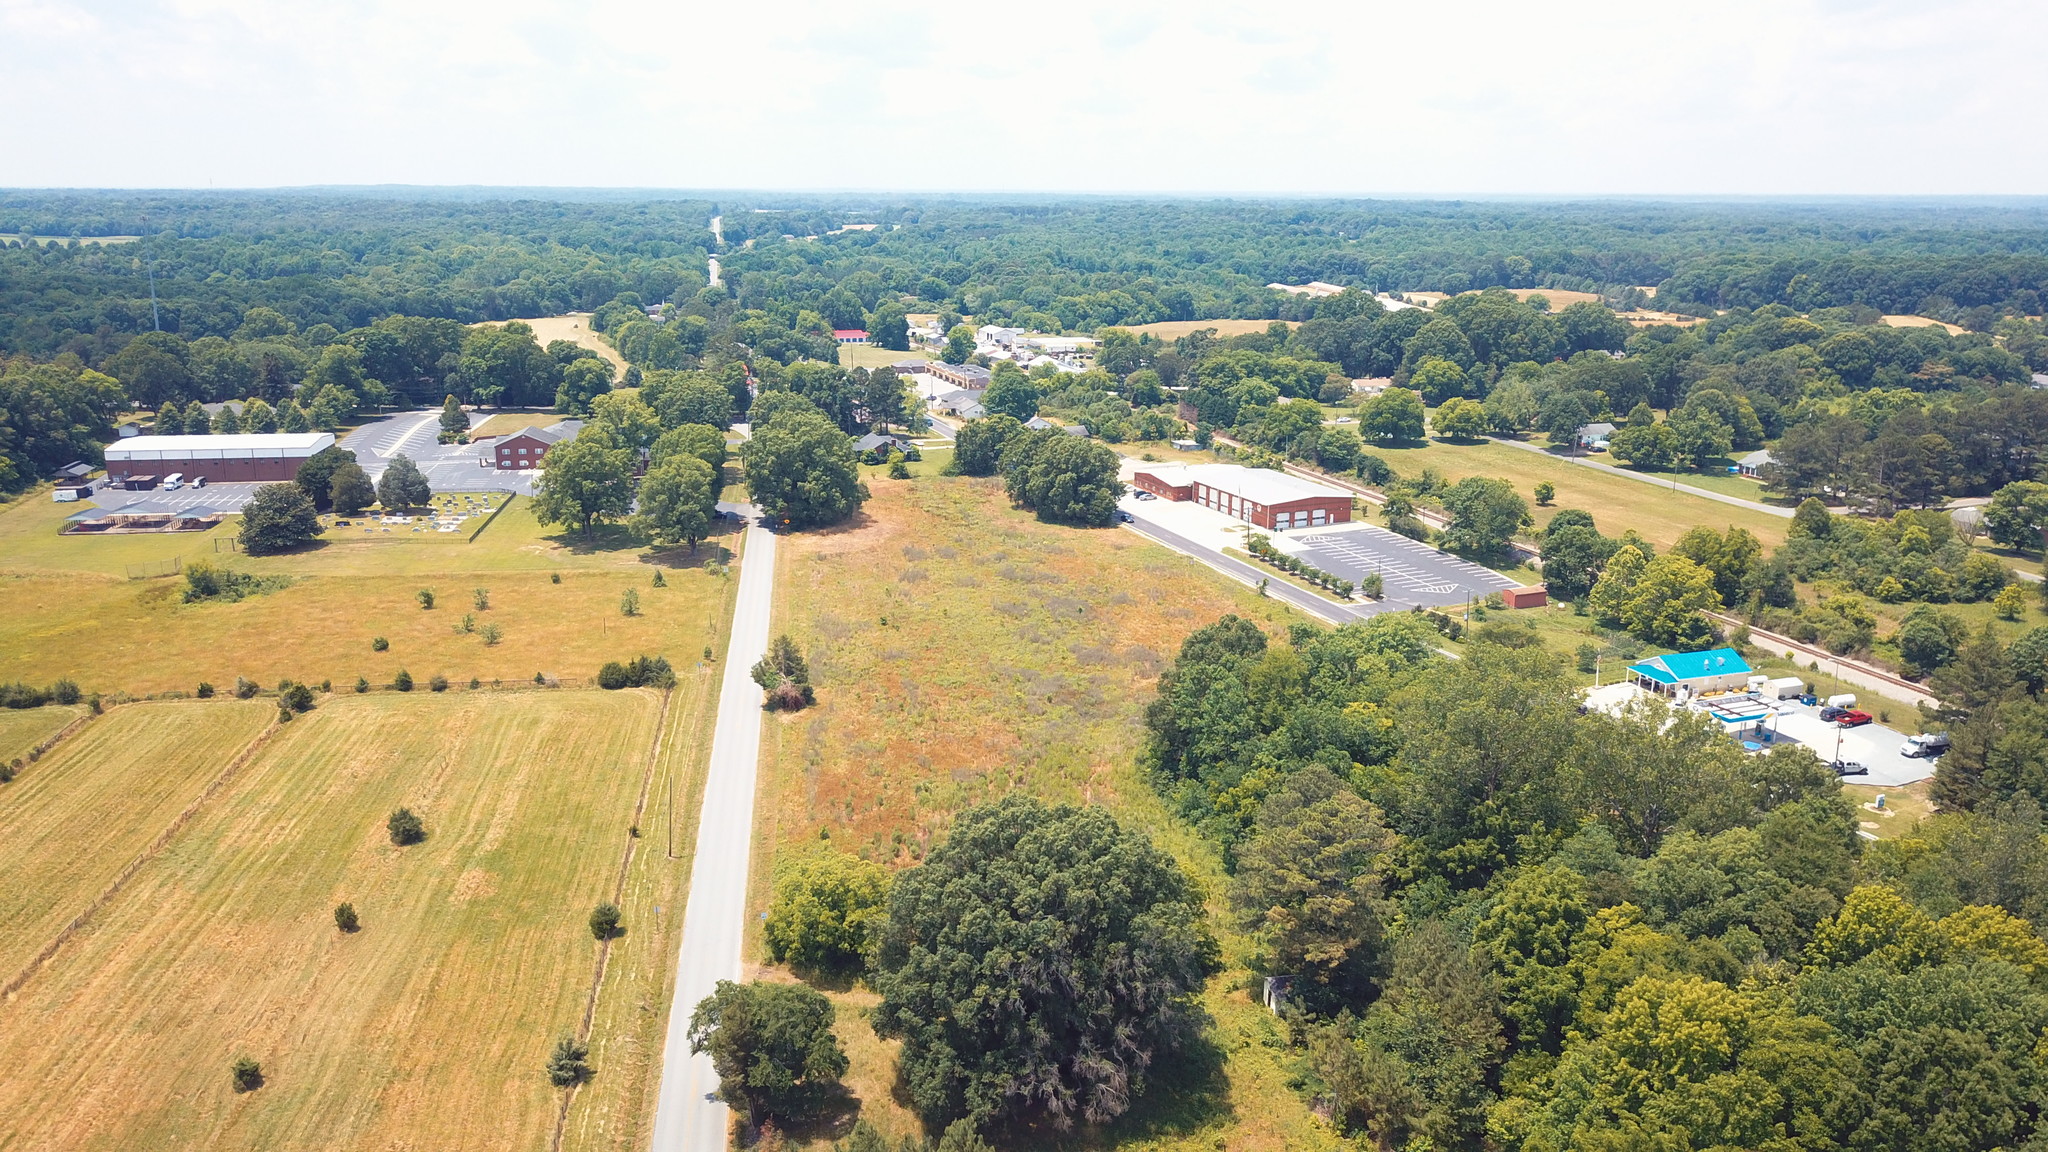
0 495 740 695
0 689 686 1152
1111 318 1298 339
476 313 626 369
746 472 1347 1152
0 702 85 762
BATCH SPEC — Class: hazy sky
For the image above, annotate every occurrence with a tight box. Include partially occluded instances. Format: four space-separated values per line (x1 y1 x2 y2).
5 0 2044 194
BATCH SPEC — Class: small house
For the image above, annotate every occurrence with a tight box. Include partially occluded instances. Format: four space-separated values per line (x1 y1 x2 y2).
1575 422 1617 450
832 329 869 345
1737 449 1774 478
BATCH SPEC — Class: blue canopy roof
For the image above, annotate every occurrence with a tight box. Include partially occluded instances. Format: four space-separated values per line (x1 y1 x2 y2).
1628 647 1753 685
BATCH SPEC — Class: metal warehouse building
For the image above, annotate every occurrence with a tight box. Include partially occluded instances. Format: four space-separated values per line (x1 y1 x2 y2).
103 432 335 484
1131 463 1353 530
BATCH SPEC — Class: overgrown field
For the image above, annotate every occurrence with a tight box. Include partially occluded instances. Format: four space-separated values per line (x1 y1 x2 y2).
747 473 1347 1151
0 690 682 1152
0 496 737 694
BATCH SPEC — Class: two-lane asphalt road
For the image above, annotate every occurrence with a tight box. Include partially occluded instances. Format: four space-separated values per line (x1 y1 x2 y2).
650 504 778 1151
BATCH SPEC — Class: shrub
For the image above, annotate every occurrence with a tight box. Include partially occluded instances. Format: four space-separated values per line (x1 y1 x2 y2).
468 677 480 689
354 676 369 694
456 613 475 634
280 682 315 713
371 636 388 651
233 676 259 700
473 587 490 610
598 655 675 690
50 679 80 706
547 1035 593 1088
590 902 622 940
335 902 359 932
480 623 503 646
597 661 629 690
387 807 425 845
429 674 449 693
417 588 435 610
621 588 640 617
231 1057 264 1093
550 572 562 584
651 570 666 588
0 682 52 709
196 681 216 698
751 635 816 710
393 669 413 692
888 460 911 479
0 761 15 784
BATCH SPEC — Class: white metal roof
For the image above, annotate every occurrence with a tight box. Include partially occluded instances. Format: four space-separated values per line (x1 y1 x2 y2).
105 432 335 461
1138 463 1348 506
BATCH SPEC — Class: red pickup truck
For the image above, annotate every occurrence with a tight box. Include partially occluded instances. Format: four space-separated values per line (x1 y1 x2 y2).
1835 709 1873 728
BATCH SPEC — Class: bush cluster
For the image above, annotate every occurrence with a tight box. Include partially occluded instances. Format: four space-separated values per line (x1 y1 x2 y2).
0 679 81 709
597 654 675 690
1245 534 1356 597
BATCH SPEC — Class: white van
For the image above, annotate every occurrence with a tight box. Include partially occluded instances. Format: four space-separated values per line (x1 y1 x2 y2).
162 473 185 491
190 476 206 488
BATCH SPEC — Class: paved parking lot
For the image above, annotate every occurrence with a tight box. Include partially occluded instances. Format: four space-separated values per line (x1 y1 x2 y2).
1766 700 1934 786
1276 522 1521 608
82 481 264 514
339 409 553 497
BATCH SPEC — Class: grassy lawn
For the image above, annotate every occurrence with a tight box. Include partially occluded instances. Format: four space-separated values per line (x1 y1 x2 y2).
838 345 927 371
0 495 741 696
1842 779 1935 838
743 473 1345 1151
471 411 567 439
0 703 86 763
1357 437 1791 551
0 689 671 1152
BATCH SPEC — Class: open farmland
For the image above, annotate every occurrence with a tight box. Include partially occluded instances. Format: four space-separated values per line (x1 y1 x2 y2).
0 702 85 763
743 473 1346 1152
0 689 685 1152
0 495 739 695
1113 318 1298 339
0 699 274 985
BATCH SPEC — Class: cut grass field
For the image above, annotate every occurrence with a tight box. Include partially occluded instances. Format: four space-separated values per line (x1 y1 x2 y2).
0 689 680 1152
0 493 739 695
0 699 274 985
0 702 85 763
837 345 927 371
1359 437 1791 551
471 411 568 439
744 473 1346 1151
477 314 627 370
1111 318 1298 339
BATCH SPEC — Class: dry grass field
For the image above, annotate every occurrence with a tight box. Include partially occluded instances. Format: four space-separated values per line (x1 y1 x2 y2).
838 345 928 371
743 472 1345 1151
0 699 274 984
1353 437 1791 551
0 702 85 763
1508 287 1603 309
0 495 739 695
1111 319 1299 339
0 689 679 1152
471 411 568 439
1882 314 1969 335
476 314 626 370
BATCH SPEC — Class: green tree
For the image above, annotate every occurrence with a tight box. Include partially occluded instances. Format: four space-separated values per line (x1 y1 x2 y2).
1357 388 1426 443
456 321 559 407
1587 544 1648 626
981 362 1041 420
1607 421 1680 469
740 410 868 529
277 397 312 434
872 795 1219 1129
1620 553 1720 647
1538 392 1593 448
1472 865 1592 1048
294 444 358 512
688 980 849 1127
1808 885 1947 970
868 301 910 351
947 414 1023 477
241 396 277 433
765 849 892 972
531 437 634 538
387 807 425 845
1438 476 1531 563
751 633 816 709
554 357 614 414
211 405 242 434
941 324 976 364
1669 524 1762 608
546 1035 593 1087
1230 767 1396 1009
439 393 467 438
1430 395 1487 440
329 462 376 517
1983 480 2048 554
643 370 736 429
650 423 728 476
1534 480 1555 506
1540 523 1616 602
1408 356 1471 405
374 453 433 510
239 482 321 555
635 454 717 552
587 391 662 452
589 901 622 940
1668 403 1733 467
999 431 1125 526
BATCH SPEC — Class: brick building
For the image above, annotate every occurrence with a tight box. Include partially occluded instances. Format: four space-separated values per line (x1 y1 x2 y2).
102 432 335 484
1131 463 1352 531
491 424 575 470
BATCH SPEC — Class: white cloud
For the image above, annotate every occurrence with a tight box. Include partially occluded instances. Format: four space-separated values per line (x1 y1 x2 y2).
2 0 2043 192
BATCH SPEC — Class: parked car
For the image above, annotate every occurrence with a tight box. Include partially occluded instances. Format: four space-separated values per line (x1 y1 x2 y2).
1830 760 1870 776
1836 709 1874 727
1902 732 1952 758
1819 705 1848 722
1117 511 1134 523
